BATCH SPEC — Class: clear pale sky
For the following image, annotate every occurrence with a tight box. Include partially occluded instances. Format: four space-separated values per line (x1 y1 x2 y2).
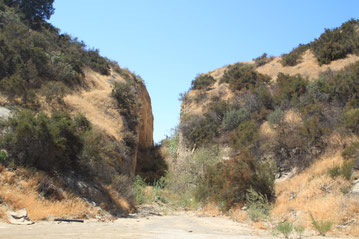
49 0 359 143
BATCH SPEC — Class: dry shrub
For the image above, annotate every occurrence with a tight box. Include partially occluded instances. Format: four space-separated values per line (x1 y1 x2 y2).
273 151 359 236
0 167 98 221
259 121 278 139
229 207 247 222
0 207 6 221
105 185 132 212
201 202 222 216
283 109 303 127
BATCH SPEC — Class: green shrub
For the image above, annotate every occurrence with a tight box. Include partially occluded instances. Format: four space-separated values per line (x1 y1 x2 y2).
343 108 359 133
326 61 359 107
267 108 284 126
294 224 305 238
79 129 124 183
311 19 359 65
134 175 147 205
162 128 179 159
191 74 216 90
220 63 270 91
0 3 117 107
111 81 137 111
281 44 308 66
168 147 222 199
0 150 7 162
274 221 293 238
279 19 359 66
253 53 274 67
231 120 259 153
341 160 354 181
246 187 272 222
310 213 333 236
206 100 231 122
85 49 110 75
197 154 275 210
328 165 341 179
342 141 359 160
221 108 249 131
1 110 89 171
305 78 332 104
301 116 326 148
180 114 219 148
255 84 274 110
274 73 308 107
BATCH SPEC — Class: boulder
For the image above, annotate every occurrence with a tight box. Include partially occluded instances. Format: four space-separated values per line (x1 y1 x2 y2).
0 107 11 120
351 179 359 195
7 208 33 225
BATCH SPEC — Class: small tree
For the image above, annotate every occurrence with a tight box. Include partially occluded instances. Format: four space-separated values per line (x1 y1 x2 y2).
8 0 55 22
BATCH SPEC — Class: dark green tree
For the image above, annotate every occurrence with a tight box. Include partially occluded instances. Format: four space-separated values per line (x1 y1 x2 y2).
5 0 55 22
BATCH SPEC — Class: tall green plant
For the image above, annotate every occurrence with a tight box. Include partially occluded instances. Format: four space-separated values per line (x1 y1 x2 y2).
309 213 333 236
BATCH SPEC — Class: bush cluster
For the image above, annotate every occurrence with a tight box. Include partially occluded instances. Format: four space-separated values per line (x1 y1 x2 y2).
191 74 216 90
281 19 359 66
111 81 139 132
1 110 89 171
281 44 308 66
231 120 259 154
311 19 359 65
328 161 354 181
179 114 219 149
273 73 308 107
221 108 249 131
0 3 112 105
196 154 275 210
267 108 284 126
253 53 274 67
220 63 271 91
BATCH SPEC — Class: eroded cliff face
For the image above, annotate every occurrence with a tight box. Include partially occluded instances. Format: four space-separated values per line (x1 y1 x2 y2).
64 68 153 175
133 82 154 173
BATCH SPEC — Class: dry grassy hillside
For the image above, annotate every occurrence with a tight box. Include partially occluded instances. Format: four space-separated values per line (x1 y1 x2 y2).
64 68 154 173
182 51 359 116
174 22 359 236
0 68 154 222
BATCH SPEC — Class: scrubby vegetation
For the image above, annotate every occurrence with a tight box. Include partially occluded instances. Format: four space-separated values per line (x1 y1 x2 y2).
1 110 88 171
191 74 216 90
122 18 359 238
280 19 359 66
310 213 333 236
0 0 149 215
281 44 308 66
0 0 113 106
220 63 271 91
253 53 274 67
176 43 359 223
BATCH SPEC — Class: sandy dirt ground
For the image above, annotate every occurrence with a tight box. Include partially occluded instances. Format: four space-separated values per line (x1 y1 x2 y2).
0 214 353 239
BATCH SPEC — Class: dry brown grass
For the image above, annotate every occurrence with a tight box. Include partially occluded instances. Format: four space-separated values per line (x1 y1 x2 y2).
105 185 132 212
64 68 125 141
201 202 222 217
259 121 278 139
283 109 302 127
273 150 359 236
228 206 248 222
257 50 359 81
0 168 98 221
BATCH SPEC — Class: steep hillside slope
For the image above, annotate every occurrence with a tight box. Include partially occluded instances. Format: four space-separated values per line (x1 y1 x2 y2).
64 68 153 174
168 19 359 236
0 0 154 221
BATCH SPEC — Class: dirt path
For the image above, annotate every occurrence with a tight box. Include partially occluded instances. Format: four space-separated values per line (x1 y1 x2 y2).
0 214 274 239
0 214 350 239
